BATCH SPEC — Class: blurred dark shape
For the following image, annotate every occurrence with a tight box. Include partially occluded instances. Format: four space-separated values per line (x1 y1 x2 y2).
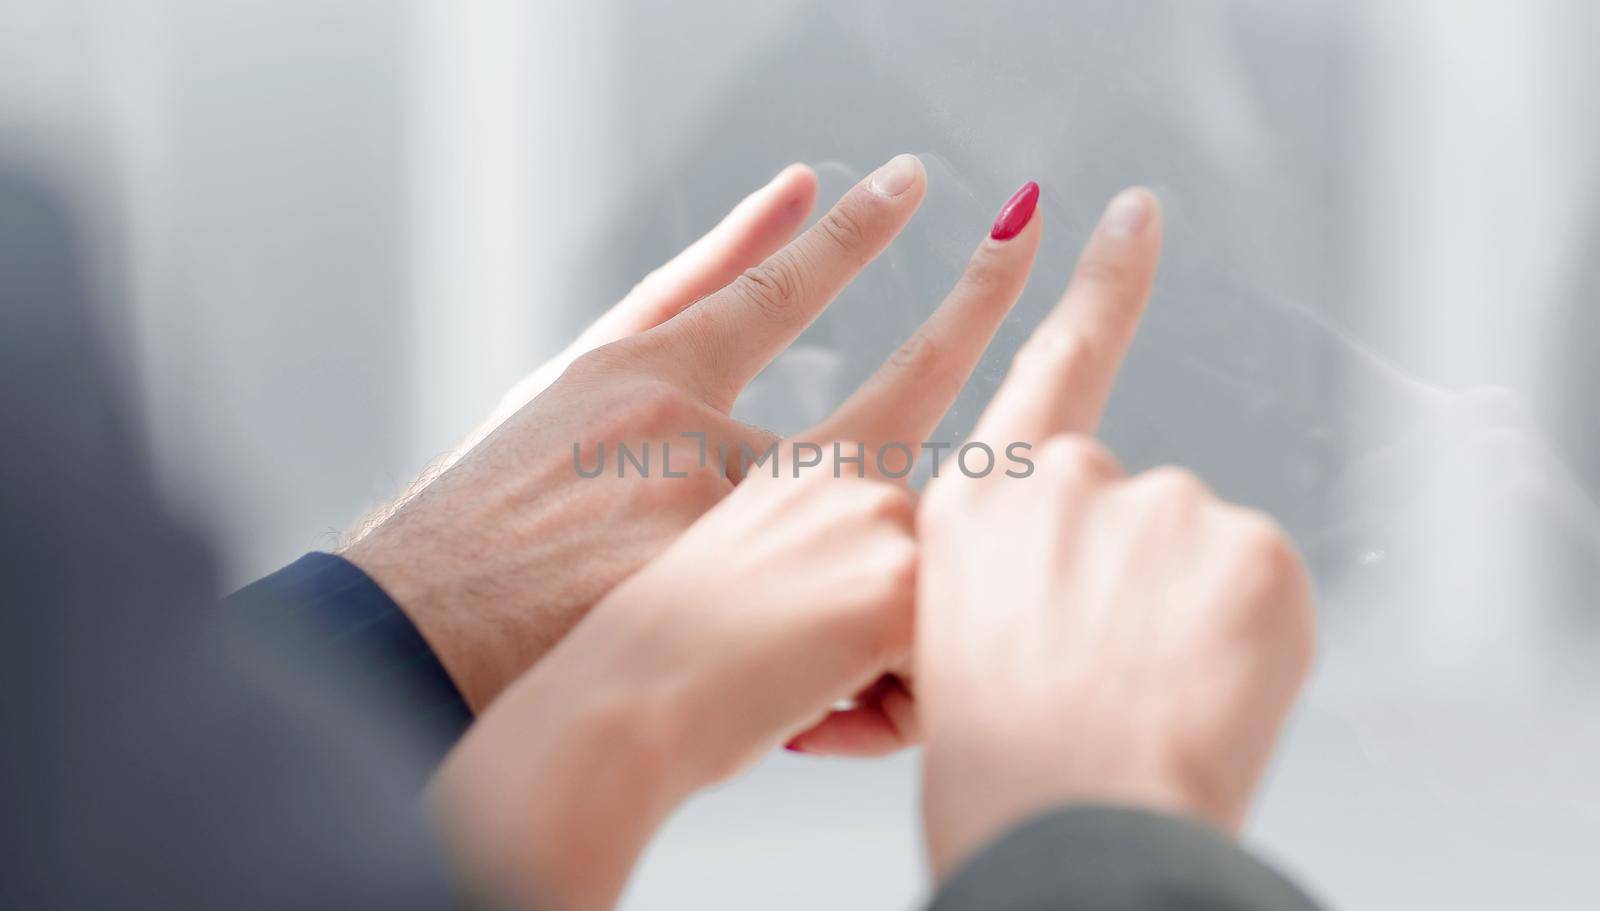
0 165 457 909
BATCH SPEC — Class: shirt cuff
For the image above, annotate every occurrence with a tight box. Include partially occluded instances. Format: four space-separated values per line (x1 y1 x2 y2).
226 552 475 766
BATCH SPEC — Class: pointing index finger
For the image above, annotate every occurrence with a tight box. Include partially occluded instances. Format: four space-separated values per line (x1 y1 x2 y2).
972 187 1163 448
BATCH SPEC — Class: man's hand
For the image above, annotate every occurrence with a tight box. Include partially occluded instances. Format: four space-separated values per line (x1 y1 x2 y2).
913 188 1317 878
343 156 1044 714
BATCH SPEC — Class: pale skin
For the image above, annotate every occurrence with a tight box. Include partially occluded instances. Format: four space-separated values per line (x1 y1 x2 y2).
913 188 1314 876
916 446 1316 878
431 186 1314 909
343 154 1042 757
433 461 919 911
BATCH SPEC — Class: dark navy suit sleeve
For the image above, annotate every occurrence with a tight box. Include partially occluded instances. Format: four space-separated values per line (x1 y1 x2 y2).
227 552 475 767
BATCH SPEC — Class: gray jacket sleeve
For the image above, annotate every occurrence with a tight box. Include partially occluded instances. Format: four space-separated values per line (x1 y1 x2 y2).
928 805 1322 911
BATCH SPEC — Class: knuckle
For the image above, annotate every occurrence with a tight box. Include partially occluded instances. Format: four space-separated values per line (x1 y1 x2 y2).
682 458 730 492
1073 250 1135 292
736 253 806 324
1231 511 1300 577
817 204 869 253
1040 435 1117 480
1059 334 1101 388
1137 465 1208 502
627 467 685 510
641 460 726 513
1118 467 1208 536
1015 330 1099 388
858 481 916 526
634 473 678 508
1218 510 1315 651
564 343 624 382
886 331 942 377
607 380 689 435
958 249 1007 293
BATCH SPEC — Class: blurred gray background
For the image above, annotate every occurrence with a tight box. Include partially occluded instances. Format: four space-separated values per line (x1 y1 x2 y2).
5 1 1600 907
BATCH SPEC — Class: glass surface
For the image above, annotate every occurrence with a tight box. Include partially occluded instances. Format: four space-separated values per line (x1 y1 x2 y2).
8 1 1597 907
593 5 1600 907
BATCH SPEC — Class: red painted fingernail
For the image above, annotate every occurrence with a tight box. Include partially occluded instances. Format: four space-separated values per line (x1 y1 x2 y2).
784 738 806 753
990 180 1040 241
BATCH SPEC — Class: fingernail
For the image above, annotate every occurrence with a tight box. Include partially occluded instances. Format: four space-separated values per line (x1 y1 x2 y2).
990 180 1040 241
784 738 806 753
869 154 921 197
1100 187 1152 237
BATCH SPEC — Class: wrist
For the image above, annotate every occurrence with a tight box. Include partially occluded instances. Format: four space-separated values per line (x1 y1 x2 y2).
564 578 777 794
341 510 514 713
434 654 693 911
921 713 1222 880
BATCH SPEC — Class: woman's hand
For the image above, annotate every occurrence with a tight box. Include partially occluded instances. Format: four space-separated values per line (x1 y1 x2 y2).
343 155 1044 714
913 189 1317 878
431 461 918 911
